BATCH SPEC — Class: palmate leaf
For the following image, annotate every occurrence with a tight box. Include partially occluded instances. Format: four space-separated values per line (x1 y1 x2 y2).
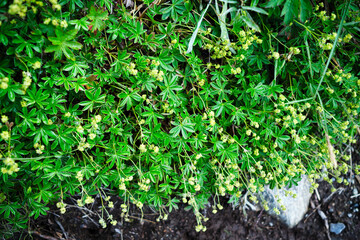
45 29 82 60
280 0 312 24
281 0 299 25
87 6 109 32
299 0 312 22
63 61 89 77
169 118 195 139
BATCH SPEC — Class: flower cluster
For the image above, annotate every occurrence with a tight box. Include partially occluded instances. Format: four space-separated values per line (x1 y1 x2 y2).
77 137 91 152
1 115 8 124
148 68 164 81
84 196 95 204
138 178 151 191
32 61 41 70
0 77 9 90
0 131 10 141
8 0 44 18
1 157 19 175
34 142 45 154
204 39 234 59
56 201 67 214
156 213 168 222
22 71 32 91
99 218 107 228
128 62 138 76
118 176 133 190
76 171 83 182
238 29 262 50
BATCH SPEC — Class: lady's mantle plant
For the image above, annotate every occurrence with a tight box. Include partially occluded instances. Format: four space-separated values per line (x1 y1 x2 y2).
0 0 359 236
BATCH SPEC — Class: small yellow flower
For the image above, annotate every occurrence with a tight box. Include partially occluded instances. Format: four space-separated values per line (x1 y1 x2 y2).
3 158 15 166
53 4 61 11
99 218 107 228
195 225 203 232
94 115 102 123
1 115 8 123
85 196 94 204
1 131 10 141
139 144 147 153
44 18 51 24
0 82 8 89
60 20 68 28
136 201 143 208
272 52 280 60
52 19 59 26
89 133 96 140
153 146 159 153
60 207 66 214
32 61 41 69
76 125 84 133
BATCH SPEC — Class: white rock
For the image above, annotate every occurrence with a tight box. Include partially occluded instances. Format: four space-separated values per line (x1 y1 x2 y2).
257 175 312 228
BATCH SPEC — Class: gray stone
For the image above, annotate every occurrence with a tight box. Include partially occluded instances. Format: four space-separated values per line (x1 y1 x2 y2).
330 223 346 234
257 175 312 228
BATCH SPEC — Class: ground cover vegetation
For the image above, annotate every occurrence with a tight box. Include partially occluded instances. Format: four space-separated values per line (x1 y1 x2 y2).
0 0 360 237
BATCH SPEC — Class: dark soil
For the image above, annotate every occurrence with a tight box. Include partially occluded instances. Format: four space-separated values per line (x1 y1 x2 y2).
12 148 360 240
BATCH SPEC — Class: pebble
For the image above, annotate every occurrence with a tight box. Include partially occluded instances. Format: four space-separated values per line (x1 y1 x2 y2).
354 208 359 213
269 222 274 227
353 188 359 196
330 223 346 235
348 213 353 218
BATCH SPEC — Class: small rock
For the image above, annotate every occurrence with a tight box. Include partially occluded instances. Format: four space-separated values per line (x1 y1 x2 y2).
354 208 359 213
330 223 346 235
257 175 312 228
348 213 353 218
329 207 334 213
353 188 359 196
269 222 274 227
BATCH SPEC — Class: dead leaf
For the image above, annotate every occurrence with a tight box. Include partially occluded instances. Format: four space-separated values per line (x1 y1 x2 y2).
124 0 134 8
325 133 337 168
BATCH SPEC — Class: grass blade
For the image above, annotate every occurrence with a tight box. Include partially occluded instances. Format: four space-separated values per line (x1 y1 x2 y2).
186 0 212 54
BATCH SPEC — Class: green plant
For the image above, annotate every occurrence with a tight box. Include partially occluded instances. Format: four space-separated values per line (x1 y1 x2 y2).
0 0 360 237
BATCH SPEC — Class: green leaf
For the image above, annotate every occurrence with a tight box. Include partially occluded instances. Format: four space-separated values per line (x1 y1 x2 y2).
186 0 212 54
263 0 285 8
299 0 312 22
87 7 108 32
240 10 261 32
70 17 90 31
242 6 268 15
45 29 82 60
170 118 195 139
63 61 89 77
281 0 300 25
160 74 182 101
